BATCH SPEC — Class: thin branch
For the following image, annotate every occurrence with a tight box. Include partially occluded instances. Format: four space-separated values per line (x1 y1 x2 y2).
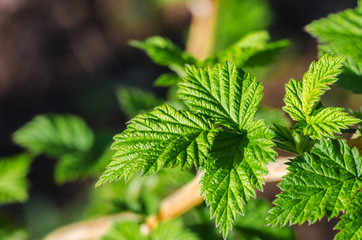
45 157 290 240
186 0 218 59
44 212 141 240
145 156 290 230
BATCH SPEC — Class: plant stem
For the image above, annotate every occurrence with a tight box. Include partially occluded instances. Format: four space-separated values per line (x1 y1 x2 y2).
145 156 290 231
186 0 218 59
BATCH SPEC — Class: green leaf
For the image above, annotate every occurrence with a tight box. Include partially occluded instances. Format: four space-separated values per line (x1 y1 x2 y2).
283 55 359 139
294 107 360 139
152 219 199 240
213 0 273 53
166 86 187 111
96 104 217 186
306 2 362 94
154 73 182 87
0 228 28 240
234 199 295 240
130 36 197 76
13 114 94 157
335 192 362 240
0 154 31 205
207 31 289 69
101 220 147 240
54 150 111 184
283 79 304 121
301 54 344 116
179 62 263 132
178 62 276 236
116 85 164 118
201 127 276 236
267 139 362 227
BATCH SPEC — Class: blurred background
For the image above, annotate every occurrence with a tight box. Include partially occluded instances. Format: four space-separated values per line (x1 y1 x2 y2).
0 0 361 239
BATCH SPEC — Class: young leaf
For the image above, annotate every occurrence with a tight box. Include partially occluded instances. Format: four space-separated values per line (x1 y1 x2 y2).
267 139 362 227
0 228 28 240
206 31 289 69
179 62 263 132
154 73 182 87
301 54 344 116
54 151 108 184
306 1 362 94
116 85 164 118
96 104 217 186
101 220 147 240
201 127 276 236
152 219 199 240
0 154 31 204
213 0 273 53
130 36 197 76
294 107 360 139
283 55 359 139
13 114 94 157
334 192 362 240
179 62 276 236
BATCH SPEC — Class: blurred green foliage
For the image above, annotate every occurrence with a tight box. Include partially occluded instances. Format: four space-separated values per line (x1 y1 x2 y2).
0 154 31 205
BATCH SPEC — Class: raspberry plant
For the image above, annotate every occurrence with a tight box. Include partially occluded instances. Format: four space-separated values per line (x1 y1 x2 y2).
97 2 362 239
1 1 361 239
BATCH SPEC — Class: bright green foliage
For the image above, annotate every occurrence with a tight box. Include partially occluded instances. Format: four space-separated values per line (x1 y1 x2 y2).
101 219 199 240
0 228 28 240
267 139 362 227
179 62 276 236
283 54 359 139
306 1 362 94
335 192 362 240
209 31 290 69
97 104 217 185
13 114 94 157
100 62 276 236
116 85 164 118
54 149 111 184
179 62 263 131
130 36 197 76
213 0 273 53
154 73 182 87
132 32 288 88
0 154 31 204
12 114 110 183
101 220 147 240
294 107 360 139
301 55 343 116
152 219 199 240
201 128 275 235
